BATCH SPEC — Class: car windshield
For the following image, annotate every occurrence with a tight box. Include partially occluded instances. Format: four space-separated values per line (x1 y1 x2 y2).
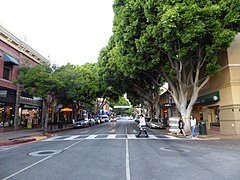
76 119 85 122
152 119 160 123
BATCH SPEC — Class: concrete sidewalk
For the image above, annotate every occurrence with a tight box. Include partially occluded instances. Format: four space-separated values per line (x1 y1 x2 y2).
0 125 73 146
165 127 240 139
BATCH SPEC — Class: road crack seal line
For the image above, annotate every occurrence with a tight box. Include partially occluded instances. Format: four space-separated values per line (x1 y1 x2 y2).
159 147 191 153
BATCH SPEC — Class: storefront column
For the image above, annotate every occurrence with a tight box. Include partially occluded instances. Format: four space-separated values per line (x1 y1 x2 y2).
14 84 21 131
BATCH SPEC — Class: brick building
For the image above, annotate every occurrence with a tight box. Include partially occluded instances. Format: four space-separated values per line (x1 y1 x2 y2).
0 25 49 132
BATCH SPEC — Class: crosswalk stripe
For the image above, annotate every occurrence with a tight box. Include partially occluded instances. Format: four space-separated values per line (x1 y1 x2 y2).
40 134 218 141
165 135 180 139
106 135 116 139
85 135 97 139
44 136 63 141
127 134 137 139
42 134 194 141
149 135 158 139
64 135 81 140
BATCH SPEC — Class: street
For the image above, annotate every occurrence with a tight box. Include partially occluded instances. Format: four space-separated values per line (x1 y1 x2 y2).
1 117 240 180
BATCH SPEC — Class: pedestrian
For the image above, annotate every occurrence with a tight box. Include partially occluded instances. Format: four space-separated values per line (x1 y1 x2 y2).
177 116 186 137
136 114 148 137
190 115 198 138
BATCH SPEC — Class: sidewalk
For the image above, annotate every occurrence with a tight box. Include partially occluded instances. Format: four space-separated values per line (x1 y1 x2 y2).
165 127 240 139
0 125 73 146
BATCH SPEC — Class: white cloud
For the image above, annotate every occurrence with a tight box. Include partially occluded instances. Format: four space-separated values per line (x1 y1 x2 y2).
0 0 114 65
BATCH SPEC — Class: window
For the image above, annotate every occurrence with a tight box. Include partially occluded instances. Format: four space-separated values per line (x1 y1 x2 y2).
3 65 12 80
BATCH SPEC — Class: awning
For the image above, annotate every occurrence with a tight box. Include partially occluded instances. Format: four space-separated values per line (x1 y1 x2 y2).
60 108 73 112
4 54 19 65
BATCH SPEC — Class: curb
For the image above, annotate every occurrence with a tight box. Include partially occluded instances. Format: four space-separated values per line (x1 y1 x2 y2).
0 138 36 146
0 135 48 146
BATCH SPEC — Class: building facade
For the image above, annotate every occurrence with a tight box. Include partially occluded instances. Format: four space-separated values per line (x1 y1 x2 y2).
160 34 240 135
194 33 240 134
0 25 49 132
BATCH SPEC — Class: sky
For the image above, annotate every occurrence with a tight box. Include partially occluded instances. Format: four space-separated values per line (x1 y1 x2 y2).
0 0 114 66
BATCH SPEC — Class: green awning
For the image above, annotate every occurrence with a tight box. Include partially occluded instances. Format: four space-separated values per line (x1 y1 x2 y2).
196 91 220 104
4 54 19 65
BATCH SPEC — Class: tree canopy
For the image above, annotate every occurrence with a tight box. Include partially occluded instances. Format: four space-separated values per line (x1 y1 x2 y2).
110 0 240 130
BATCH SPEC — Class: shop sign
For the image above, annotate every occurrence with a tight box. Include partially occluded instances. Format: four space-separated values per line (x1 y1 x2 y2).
23 105 40 109
196 91 220 104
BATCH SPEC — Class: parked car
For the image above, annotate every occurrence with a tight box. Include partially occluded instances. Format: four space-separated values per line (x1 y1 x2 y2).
88 118 95 126
73 118 89 128
147 118 164 129
94 117 101 124
100 115 109 122
128 116 133 120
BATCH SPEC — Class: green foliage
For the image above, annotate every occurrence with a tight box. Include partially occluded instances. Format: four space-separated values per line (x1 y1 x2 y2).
17 62 100 111
112 0 240 83
17 64 61 98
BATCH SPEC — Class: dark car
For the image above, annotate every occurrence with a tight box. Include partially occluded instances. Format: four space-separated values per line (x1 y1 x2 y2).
73 118 89 128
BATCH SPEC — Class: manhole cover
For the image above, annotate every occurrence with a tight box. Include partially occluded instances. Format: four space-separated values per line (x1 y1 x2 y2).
28 150 62 157
159 147 190 153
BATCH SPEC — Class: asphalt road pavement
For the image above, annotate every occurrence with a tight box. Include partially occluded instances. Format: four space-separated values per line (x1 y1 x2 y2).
1 117 240 180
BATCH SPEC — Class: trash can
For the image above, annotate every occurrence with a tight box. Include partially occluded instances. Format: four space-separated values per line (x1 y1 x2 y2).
198 121 207 135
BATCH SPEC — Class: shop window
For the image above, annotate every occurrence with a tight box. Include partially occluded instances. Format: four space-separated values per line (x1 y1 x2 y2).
0 105 14 127
3 66 12 80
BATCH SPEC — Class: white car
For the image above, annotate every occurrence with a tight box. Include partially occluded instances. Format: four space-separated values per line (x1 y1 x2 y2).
100 115 109 122
147 118 164 129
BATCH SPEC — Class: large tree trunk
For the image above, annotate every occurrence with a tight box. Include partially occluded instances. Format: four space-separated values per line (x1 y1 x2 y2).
41 101 49 134
163 61 210 133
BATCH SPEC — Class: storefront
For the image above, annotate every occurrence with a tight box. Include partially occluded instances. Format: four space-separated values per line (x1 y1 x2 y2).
19 96 42 129
193 91 220 130
0 87 16 131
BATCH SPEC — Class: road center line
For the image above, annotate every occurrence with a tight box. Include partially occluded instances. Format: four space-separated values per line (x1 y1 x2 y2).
126 124 131 180
126 139 131 180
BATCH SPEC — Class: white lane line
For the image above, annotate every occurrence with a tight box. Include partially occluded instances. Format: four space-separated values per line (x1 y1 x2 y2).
85 135 97 139
43 136 62 141
63 139 85 150
80 130 89 134
165 135 180 139
2 156 52 180
106 135 116 139
126 139 131 180
64 135 81 140
0 146 19 152
109 129 116 133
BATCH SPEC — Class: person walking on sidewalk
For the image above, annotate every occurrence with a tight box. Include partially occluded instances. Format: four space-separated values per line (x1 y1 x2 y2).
136 114 148 137
190 115 198 138
177 116 186 137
